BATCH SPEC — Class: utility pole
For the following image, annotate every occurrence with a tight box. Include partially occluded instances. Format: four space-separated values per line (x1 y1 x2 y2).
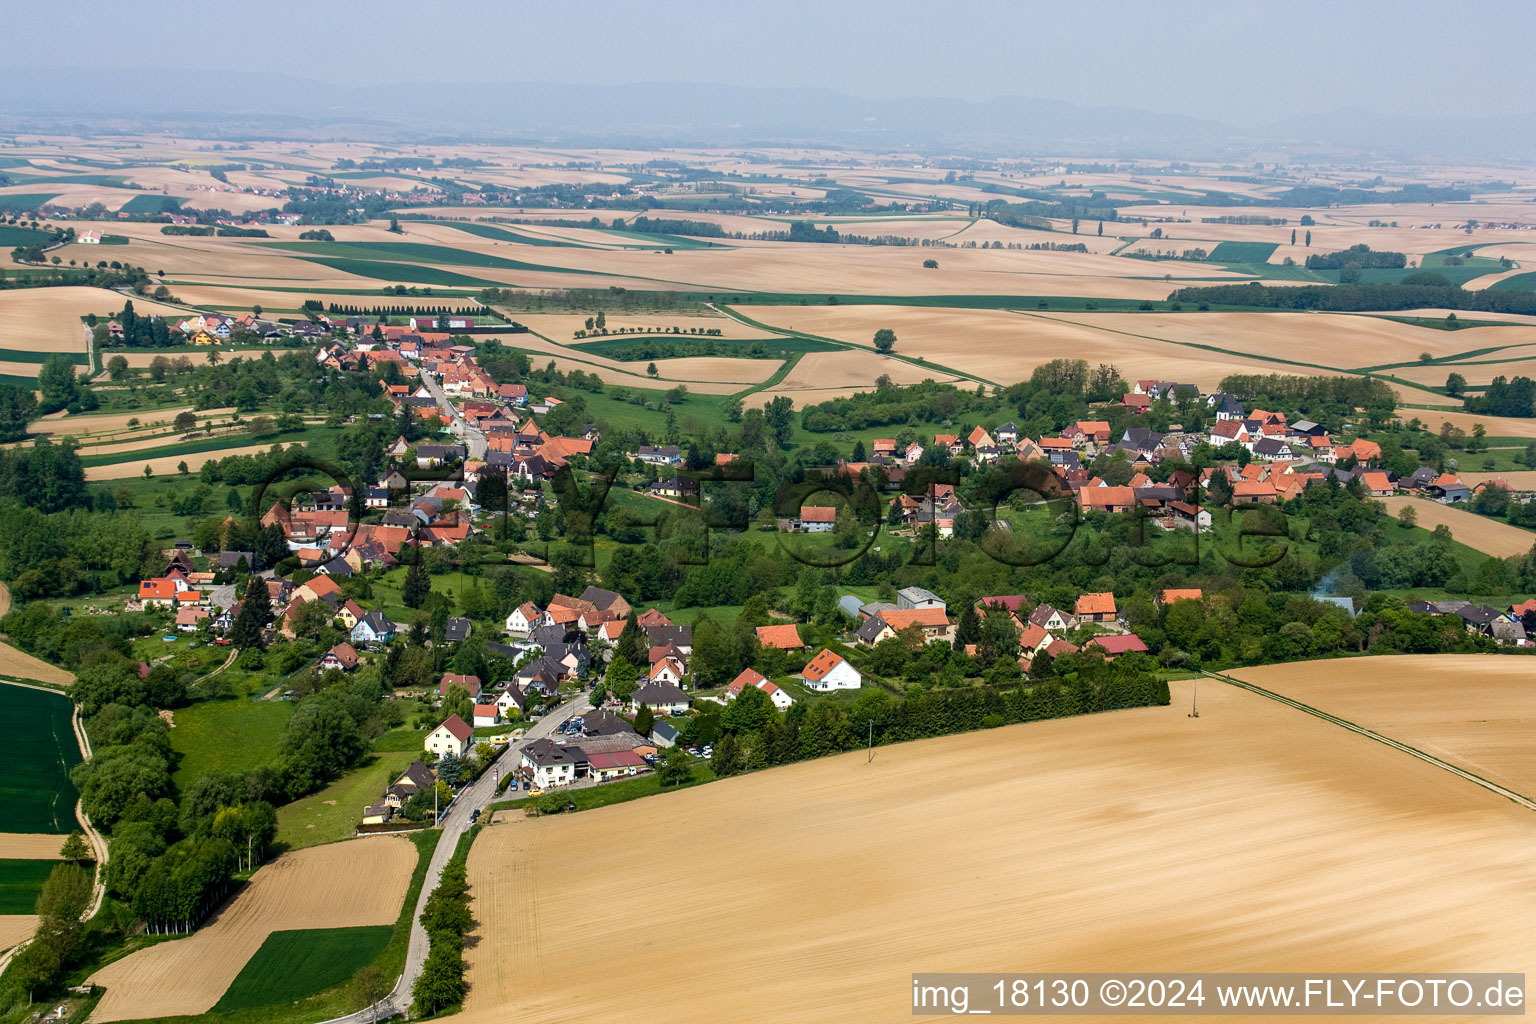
1189 679 1199 718
865 719 875 763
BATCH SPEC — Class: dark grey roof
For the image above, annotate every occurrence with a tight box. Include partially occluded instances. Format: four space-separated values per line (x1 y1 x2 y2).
633 680 689 705
444 617 471 642
643 624 692 648
856 616 890 643
217 550 254 569
581 710 639 738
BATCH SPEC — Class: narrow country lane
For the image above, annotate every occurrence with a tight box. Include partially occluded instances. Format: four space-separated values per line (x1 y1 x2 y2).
322 691 590 1024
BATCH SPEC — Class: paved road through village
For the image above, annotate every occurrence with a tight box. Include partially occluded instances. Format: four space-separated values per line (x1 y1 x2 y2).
329 691 591 1023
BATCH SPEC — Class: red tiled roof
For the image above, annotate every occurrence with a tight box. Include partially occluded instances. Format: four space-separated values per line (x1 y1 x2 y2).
755 624 804 649
801 648 846 682
1074 592 1116 616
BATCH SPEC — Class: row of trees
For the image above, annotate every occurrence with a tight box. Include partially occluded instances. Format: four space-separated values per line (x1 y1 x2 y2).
1168 280 1536 316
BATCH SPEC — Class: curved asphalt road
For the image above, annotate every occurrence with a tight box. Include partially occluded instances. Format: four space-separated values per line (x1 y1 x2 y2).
326 692 590 1024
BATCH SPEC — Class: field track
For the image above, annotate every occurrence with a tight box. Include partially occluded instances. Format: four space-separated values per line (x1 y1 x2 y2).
1210 668 1536 811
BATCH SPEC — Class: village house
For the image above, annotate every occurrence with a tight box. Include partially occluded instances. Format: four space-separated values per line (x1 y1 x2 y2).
725 667 795 710
1074 592 1118 623
800 648 861 691
630 679 691 715
424 714 473 759
320 642 360 671
521 738 583 789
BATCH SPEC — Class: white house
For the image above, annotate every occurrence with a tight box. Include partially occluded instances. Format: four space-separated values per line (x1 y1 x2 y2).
725 668 795 710
520 738 581 789
424 714 472 759
629 680 691 715
504 601 544 637
650 656 687 688
799 649 861 691
472 702 500 728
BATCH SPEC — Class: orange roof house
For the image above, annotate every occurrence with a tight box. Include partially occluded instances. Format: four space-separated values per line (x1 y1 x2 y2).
755 624 805 650
1158 588 1203 606
139 579 179 602
1074 592 1117 620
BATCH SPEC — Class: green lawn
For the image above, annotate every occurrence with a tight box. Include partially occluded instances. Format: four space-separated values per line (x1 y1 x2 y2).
169 699 295 789
0 858 58 914
0 683 82 833
212 926 392 1011
276 752 417 850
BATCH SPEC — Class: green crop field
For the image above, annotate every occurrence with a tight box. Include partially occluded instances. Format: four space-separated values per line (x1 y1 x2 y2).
262 239 597 275
212 926 393 1011
435 221 589 247
280 256 502 288
575 335 835 359
0 193 60 212
119 195 185 214
0 683 82 833
1208 241 1278 263
1489 272 1536 292
0 858 58 914
0 226 56 246
169 699 295 789
0 347 90 365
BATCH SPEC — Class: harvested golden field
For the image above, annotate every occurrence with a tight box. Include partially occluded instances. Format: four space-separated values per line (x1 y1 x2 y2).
1391 353 1536 387
0 917 36 952
513 311 786 341
27 407 205 438
83 446 276 481
1408 409 1536 439
89 836 417 1023
1462 470 1536 489
0 288 181 358
0 834 65 859
742 305 1338 388
748 349 965 407
1046 311 1536 369
459 678 1536 1024
1378 496 1536 557
0 641 73 686
471 332 772 390
1234 655 1536 798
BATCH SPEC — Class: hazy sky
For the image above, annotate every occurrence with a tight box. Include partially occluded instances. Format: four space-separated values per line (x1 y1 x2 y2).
23 0 1536 124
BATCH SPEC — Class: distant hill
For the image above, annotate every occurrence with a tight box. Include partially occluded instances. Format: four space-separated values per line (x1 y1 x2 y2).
2 67 1531 160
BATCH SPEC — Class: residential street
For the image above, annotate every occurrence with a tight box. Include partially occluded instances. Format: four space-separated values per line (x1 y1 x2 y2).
420 371 486 460
330 691 591 1024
